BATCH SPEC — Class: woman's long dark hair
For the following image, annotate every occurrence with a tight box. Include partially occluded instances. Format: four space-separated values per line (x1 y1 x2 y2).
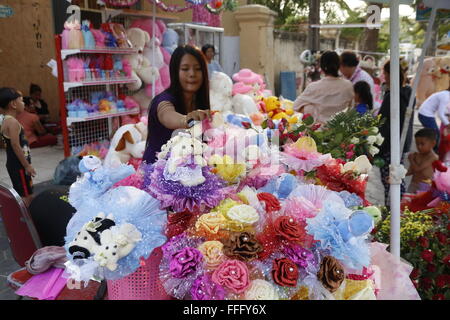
354 80 373 110
166 45 210 114
383 60 405 86
320 51 340 77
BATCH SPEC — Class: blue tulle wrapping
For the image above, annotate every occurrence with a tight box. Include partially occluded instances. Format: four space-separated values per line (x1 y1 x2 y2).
306 201 371 270
69 163 135 210
65 184 167 280
338 191 363 208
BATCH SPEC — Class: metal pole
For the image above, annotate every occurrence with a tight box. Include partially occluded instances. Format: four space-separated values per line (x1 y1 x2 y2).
152 0 156 98
400 5 438 156
389 0 401 258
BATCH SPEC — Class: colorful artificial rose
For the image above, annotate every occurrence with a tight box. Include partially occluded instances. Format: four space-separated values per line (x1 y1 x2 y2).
274 216 307 243
169 247 203 278
197 241 226 269
418 236 429 248
271 258 299 287
195 212 227 236
283 244 314 269
257 192 281 213
225 204 259 225
212 260 251 294
245 279 279 300
435 274 449 289
317 256 345 293
190 274 225 300
223 232 263 262
421 249 434 263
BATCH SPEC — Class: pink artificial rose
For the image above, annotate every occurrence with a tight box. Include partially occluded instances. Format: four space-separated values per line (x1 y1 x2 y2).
212 260 250 294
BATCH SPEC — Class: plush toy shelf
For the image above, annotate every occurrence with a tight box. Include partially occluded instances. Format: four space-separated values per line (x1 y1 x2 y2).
61 48 138 60
63 78 137 92
66 108 140 125
103 8 179 22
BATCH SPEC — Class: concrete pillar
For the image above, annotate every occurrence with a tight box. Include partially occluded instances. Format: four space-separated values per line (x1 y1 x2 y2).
234 5 277 92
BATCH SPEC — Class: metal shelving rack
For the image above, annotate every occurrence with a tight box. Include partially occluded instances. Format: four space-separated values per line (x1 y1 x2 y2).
55 6 179 157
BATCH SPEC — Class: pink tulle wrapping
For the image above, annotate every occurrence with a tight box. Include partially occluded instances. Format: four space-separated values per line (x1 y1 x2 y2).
280 145 332 172
280 196 320 220
369 242 421 300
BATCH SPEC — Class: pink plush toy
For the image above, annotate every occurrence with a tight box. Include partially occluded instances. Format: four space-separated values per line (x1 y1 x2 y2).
91 28 106 48
232 69 270 98
122 58 132 78
124 96 140 110
67 57 85 82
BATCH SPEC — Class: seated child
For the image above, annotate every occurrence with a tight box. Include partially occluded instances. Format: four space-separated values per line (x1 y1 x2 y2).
353 80 373 115
16 97 57 148
406 128 439 193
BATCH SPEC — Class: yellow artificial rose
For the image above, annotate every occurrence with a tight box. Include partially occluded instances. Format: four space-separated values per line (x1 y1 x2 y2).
245 279 279 300
195 212 227 235
197 241 225 269
293 136 317 152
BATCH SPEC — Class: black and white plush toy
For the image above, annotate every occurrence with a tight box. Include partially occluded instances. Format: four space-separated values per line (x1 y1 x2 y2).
68 212 116 260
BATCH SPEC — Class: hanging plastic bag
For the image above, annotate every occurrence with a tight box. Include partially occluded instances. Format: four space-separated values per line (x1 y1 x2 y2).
53 156 82 185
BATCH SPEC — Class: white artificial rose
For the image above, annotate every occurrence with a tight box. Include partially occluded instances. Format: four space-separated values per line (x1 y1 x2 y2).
369 127 379 134
350 137 359 144
226 204 259 225
245 279 279 300
375 133 384 146
367 135 377 145
369 145 380 156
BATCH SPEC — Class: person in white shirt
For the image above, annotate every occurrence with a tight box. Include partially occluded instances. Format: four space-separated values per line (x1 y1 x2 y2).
339 51 377 110
418 86 450 150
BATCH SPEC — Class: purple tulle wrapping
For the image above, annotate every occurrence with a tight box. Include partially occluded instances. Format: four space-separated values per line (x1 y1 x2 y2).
142 159 226 213
190 274 226 300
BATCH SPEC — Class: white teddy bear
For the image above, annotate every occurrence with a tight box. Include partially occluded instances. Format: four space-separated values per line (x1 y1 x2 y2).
158 132 207 187
209 72 233 113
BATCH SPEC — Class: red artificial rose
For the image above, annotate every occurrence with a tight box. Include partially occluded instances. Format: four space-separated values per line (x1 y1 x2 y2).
443 255 450 266
302 113 312 120
432 294 445 300
272 258 299 287
435 232 447 245
418 236 429 248
421 277 433 290
432 160 448 172
257 192 281 213
408 240 417 248
410 268 420 279
435 275 449 288
427 263 437 273
273 216 305 242
311 123 321 131
421 249 435 263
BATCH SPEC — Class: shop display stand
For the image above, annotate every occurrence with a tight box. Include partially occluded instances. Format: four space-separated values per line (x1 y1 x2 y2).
55 6 179 158
55 35 139 157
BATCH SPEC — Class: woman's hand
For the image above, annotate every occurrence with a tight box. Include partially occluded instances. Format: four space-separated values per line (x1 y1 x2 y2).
187 109 211 122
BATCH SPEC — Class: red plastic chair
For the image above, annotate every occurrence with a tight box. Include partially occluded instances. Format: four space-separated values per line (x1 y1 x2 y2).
0 182 102 300
0 181 42 267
